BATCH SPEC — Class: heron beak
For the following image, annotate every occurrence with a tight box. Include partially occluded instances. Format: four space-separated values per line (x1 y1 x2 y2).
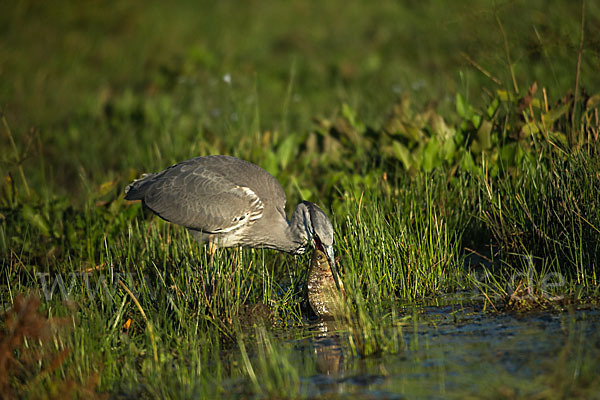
325 244 342 292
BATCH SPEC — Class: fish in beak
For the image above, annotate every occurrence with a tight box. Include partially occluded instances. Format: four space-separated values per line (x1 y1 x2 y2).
308 238 345 317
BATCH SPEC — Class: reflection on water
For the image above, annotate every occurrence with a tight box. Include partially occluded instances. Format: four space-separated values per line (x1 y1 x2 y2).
288 304 600 398
312 321 344 376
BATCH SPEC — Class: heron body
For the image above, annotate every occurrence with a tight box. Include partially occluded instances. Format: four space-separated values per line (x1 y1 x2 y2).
125 155 337 272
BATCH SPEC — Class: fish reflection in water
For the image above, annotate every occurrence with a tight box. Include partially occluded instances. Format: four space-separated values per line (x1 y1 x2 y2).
312 320 344 376
307 246 345 318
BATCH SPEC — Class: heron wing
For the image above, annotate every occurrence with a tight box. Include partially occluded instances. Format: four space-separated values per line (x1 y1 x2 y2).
134 161 264 233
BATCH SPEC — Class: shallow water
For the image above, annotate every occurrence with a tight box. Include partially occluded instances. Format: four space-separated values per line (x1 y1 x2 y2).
231 304 600 399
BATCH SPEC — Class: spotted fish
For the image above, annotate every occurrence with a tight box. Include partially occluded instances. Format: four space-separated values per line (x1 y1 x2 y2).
308 246 345 317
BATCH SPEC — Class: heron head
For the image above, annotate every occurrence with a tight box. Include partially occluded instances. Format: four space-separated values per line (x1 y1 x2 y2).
300 201 340 288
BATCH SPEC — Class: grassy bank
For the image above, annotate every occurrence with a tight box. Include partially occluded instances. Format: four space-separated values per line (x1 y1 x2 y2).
2 0 600 397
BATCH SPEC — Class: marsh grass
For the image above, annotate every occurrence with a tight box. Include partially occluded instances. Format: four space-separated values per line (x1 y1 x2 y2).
237 324 302 398
336 289 404 358
3 111 600 397
0 294 102 399
473 148 600 309
3 128 600 396
2 0 600 397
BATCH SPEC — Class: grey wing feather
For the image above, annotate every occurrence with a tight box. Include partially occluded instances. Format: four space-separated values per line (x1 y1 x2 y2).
125 161 263 232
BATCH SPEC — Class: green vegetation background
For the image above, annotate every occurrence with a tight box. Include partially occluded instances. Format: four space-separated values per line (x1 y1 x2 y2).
2 0 599 197
1 0 600 398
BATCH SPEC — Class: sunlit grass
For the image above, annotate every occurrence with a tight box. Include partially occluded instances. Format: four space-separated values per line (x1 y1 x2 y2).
1 0 600 397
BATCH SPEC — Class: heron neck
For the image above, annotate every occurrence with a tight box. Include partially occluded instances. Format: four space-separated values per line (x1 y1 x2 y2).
280 203 310 254
253 203 309 254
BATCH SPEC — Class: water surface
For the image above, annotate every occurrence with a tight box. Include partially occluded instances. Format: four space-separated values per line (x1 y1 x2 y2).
235 304 600 398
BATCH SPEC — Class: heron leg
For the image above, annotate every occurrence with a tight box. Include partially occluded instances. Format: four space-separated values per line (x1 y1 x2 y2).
207 240 217 265
231 247 240 270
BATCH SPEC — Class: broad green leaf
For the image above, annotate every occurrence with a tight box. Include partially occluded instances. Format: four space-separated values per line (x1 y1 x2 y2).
547 131 569 148
341 103 356 125
477 120 493 150
441 137 456 161
299 188 312 201
487 98 499 118
456 93 466 118
341 103 364 131
497 90 510 101
21 204 51 237
430 114 455 141
460 150 475 173
97 180 117 197
276 134 296 169
543 103 570 129
391 141 412 170
471 114 481 129
389 120 424 142
263 151 279 176
406 124 425 142
586 94 600 110
422 137 440 172
500 142 518 165
454 130 465 146
522 121 540 135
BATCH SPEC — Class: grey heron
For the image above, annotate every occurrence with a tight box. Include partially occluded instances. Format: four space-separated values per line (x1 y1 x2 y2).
125 155 338 280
